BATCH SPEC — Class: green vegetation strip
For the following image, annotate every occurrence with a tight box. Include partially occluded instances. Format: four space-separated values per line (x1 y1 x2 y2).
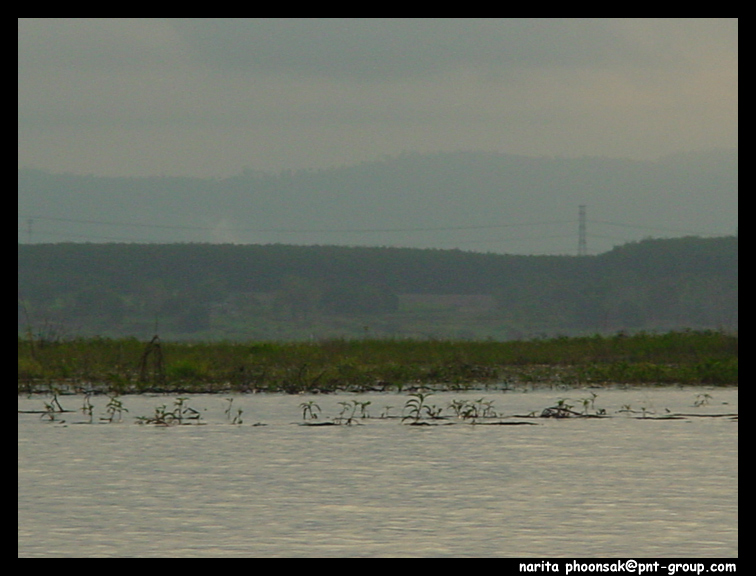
18 330 737 395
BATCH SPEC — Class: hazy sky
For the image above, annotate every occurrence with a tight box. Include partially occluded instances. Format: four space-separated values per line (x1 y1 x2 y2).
18 18 738 178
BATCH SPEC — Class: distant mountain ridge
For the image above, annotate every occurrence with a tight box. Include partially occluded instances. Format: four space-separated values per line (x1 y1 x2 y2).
18 149 737 255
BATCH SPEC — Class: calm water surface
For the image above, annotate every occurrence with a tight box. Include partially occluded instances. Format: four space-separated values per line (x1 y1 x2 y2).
18 387 737 557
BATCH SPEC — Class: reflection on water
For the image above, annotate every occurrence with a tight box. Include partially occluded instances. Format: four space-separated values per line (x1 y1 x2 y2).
18 388 737 557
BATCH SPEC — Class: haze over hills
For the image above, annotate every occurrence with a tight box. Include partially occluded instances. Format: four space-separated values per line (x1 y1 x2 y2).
18 149 737 255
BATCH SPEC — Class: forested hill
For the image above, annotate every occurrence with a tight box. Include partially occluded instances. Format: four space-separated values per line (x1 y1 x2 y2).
18 236 737 340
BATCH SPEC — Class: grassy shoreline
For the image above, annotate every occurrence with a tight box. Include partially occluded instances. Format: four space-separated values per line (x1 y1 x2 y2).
18 330 737 395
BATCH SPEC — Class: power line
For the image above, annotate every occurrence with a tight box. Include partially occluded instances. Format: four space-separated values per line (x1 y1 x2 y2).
457 233 575 246
17 229 145 242
18 213 732 252
19 213 728 237
17 214 574 235
589 219 714 235
587 233 638 242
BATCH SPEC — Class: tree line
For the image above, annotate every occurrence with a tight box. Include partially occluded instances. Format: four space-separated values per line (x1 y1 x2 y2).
18 236 737 340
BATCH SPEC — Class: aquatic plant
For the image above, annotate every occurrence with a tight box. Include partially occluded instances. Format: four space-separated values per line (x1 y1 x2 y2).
334 400 361 425
102 395 128 423
448 399 467 418
40 401 58 421
402 392 425 423
355 400 371 418
425 403 444 419
223 397 247 424
135 397 201 425
81 394 94 423
136 404 173 426
173 397 200 423
299 400 321 421
579 392 599 414
402 392 437 424
224 397 235 420
479 398 497 418
40 393 66 421
48 393 64 413
540 398 582 418
447 398 497 423
380 405 394 418
459 402 477 421
694 393 713 407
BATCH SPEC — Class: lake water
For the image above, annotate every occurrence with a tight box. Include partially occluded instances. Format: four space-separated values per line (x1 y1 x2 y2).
18 387 737 557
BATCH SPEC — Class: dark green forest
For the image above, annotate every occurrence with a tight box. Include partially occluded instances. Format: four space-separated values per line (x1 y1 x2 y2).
18 236 737 341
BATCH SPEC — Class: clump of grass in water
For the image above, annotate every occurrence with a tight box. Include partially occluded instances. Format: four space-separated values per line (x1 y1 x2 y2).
448 399 466 418
136 404 173 426
136 397 201 426
174 397 201 423
579 392 599 414
426 403 443 419
40 393 66 421
476 398 498 418
402 392 442 424
537 394 609 418
694 392 713 407
101 396 128 423
540 398 582 418
334 400 362 426
224 398 244 424
299 400 321 421
41 401 58 422
402 392 427 424
355 400 371 418
448 397 497 423
81 394 94 423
